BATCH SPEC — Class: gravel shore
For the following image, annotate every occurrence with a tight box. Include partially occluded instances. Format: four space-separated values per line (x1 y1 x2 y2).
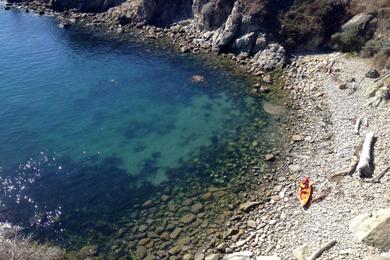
222 53 390 260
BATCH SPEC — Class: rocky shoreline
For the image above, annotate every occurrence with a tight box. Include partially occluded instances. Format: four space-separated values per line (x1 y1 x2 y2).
2 1 390 260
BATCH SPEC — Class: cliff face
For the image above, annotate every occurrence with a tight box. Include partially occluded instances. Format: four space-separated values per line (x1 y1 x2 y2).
8 0 389 69
50 0 123 12
109 0 354 54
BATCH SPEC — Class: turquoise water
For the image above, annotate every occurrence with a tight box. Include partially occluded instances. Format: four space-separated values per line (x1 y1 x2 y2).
0 7 272 251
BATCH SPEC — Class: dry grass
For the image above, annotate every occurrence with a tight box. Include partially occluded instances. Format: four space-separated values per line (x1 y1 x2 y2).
0 227 64 260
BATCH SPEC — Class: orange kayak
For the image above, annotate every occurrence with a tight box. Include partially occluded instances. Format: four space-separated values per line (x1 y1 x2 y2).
298 177 312 206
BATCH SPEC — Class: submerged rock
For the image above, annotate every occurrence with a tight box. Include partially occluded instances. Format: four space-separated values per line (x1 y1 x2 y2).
180 213 196 224
262 102 286 116
191 75 206 83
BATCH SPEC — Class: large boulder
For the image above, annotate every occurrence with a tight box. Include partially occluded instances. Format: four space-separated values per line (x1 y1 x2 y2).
331 13 375 52
231 32 257 53
349 208 390 250
253 43 286 71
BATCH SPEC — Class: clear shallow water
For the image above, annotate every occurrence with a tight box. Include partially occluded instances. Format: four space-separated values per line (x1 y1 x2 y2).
0 8 272 250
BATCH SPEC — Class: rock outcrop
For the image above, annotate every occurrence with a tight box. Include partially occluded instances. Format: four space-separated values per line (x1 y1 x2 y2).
331 13 375 52
349 208 390 250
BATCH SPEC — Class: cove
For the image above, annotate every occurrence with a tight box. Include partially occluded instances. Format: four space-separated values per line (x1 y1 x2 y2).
0 7 282 257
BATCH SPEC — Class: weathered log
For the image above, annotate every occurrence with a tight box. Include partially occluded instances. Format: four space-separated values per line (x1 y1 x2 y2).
361 166 390 183
374 71 390 83
308 240 337 260
355 132 375 178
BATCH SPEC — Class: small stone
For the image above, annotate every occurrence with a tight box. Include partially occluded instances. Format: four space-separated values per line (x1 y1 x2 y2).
288 164 301 173
256 256 281 260
201 192 213 201
170 227 183 240
205 254 220 260
271 195 281 201
239 201 260 212
138 224 148 232
223 251 253 260
138 238 150 246
191 75 206 83
194 253 205 260
169 245 181 255
78 245 98 258
292 244 309 260
143 200 154 208
339 83 348 90
183 254 194 260
247 220 257 228
181 46 190 53
262 74 272 84
268 220 277 225
145 255 156 260
160 232 170 240
191 203 204 214
264 154 275 161
292 134 303 142
217 242 228 252
161 195 170 202
259 86 270 93
136 246 147 259
180 214 196 224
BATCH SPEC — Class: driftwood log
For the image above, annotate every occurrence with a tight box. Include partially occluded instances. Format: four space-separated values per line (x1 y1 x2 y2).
356 132 375 178
354 117 362 135
308 240 337 260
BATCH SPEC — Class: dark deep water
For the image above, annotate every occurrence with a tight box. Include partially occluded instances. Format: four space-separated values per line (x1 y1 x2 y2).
0 6 280 254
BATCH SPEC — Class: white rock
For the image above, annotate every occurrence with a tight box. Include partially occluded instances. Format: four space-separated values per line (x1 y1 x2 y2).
222 251 253 260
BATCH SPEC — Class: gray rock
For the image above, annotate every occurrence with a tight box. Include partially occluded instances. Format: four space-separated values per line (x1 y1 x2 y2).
262 102 286 116
180 214 196 224
205 254 221 260
232 32 257 53
247 220 257 229
217 242 228 252
195 253 206 260
349 208 390 250
170 227 183 239
288 164 302 173
292 244 309 260
222 251 253 260
253 43 286 71
191 203 204 214
365 68 380 78
239 201 260 212
341 13 373 32
331 13 374 51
